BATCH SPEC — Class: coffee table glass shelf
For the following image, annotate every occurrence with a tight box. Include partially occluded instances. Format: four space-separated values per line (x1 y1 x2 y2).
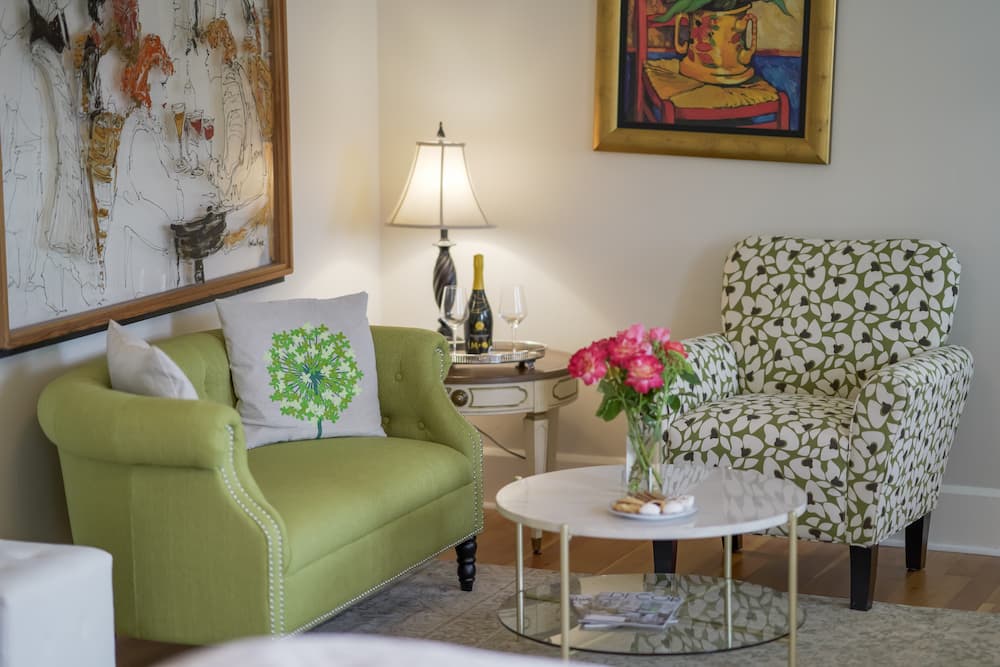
498 573 799 655
494 464 807 664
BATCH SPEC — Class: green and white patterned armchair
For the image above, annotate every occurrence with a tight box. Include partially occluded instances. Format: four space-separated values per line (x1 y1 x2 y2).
664 237 974 610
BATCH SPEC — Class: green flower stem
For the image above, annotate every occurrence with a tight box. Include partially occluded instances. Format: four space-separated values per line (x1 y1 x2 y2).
626 405 664 492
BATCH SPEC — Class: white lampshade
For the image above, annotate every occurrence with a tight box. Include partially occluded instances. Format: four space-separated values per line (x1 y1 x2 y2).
387 135 493 230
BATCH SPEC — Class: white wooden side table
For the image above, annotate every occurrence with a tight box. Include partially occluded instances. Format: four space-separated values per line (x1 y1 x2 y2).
445 350 578 552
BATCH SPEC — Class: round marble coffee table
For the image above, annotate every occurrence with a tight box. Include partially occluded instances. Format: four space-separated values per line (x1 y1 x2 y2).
494 464 807 664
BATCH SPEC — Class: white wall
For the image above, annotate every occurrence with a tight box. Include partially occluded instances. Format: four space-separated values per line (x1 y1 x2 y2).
378 0 1000 553
0 1 382 541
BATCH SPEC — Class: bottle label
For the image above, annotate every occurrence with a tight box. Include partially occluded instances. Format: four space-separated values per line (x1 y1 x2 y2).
465 289 492 353
467 319 492 353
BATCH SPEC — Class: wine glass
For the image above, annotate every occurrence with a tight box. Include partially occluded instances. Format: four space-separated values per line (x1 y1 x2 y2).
440 285 469 355
203 116 215 173
500 285 527 352
188 109 205 177
171 103 189 172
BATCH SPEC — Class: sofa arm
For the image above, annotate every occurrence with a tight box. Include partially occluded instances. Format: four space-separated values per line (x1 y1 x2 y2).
37 360 245 470
846 345 974 546
676 333 741 412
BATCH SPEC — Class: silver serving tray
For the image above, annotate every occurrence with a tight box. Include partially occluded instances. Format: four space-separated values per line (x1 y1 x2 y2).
450 340 546 365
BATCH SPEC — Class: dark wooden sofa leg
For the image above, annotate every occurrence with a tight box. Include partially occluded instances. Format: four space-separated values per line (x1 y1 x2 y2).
652 540 678 573
456 537 477 591
849 544 879 611
905 512 931 571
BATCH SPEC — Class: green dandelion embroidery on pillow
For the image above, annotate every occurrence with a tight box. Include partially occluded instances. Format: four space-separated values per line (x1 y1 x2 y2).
266 324 363 438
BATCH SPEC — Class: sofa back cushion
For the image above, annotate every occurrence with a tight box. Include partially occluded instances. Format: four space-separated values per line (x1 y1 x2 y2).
721 237 961 397
157 330 238 406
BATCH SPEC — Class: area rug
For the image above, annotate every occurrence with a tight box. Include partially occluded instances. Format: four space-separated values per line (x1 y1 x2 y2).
313 561 1000 666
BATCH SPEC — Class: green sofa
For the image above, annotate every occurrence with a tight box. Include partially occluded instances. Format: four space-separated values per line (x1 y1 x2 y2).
37 326 483 644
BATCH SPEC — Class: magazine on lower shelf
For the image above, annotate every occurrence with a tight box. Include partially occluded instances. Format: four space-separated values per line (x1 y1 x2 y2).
569 591 685 629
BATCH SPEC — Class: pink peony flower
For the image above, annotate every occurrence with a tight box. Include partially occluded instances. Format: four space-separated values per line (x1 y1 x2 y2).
568 343 608 386
647 327 671 346
591 337 614 357
607 324 652 365
624 354 665 394
665 340 688 358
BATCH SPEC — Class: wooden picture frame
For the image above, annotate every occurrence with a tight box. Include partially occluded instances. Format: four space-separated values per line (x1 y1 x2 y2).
0 0 292 355
594 0 836 163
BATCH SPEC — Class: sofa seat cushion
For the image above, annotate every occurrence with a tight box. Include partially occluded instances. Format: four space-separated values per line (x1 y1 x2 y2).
247 437 472 573
666 392 853 542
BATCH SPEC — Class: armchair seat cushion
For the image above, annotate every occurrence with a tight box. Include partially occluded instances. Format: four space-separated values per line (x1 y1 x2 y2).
248 437 473 573
668 392 853 542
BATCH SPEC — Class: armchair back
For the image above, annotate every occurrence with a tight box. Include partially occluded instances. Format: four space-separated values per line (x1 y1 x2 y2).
720 237 961 398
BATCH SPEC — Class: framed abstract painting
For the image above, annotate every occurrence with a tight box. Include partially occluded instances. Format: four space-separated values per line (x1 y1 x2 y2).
0 0 292 354
594 0 836 163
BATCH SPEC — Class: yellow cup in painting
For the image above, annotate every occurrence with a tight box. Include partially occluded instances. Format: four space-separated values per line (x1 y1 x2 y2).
674 4 757 85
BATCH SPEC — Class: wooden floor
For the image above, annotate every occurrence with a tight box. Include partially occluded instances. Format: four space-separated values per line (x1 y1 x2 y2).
118 508 1000 666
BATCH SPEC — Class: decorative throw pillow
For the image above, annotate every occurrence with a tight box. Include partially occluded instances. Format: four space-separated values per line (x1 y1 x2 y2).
216 292 385 449
106 320 199 400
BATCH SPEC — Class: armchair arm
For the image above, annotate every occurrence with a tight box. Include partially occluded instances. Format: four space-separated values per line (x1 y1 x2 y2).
38 360 246 470
846 345 974 546
676 333 741 412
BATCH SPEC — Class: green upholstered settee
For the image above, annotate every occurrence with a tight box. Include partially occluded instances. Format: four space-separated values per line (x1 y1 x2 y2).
662 237 973 610
37 326 483 644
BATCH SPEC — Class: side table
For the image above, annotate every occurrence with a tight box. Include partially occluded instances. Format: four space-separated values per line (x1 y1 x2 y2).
445 350 579 552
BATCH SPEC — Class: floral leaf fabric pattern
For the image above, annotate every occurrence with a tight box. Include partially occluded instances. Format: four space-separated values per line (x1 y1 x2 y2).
673 334 740 412
665 237 973 549
847 346 973 546
667 392 853 542
721 237 961 397
266 324 363 439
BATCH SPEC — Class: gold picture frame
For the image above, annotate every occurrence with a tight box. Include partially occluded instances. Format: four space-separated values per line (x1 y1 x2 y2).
1 0 293 354
594 0 837 164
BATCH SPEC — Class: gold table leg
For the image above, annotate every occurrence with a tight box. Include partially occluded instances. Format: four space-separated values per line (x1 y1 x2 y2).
559 524 571 661
788 511 798 667
724 534 733 649
516 522 525 634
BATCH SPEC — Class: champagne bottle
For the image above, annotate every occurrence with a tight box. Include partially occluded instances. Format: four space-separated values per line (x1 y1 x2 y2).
465 254 493 353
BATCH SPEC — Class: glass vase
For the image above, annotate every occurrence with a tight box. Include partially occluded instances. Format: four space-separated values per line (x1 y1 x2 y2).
624 412 664 495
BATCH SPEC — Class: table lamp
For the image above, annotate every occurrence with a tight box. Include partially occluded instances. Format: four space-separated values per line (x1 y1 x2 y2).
387 123 493 336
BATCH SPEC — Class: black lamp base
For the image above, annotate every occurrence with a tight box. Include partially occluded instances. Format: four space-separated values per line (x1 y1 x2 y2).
433 229 457 337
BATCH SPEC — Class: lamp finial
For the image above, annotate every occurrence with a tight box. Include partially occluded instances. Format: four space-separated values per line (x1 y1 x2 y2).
437 122 446 140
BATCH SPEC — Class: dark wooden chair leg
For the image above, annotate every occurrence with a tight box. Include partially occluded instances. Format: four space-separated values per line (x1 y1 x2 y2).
652 540 678 573
905 512 931 572
456 537 477 592
849 544 879 611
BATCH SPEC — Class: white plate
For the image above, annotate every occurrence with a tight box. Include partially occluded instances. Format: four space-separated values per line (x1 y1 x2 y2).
608 504 698 521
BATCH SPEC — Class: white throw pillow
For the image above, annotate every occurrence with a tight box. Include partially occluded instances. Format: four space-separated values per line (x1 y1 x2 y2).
106 321 199 400
216 292 385 449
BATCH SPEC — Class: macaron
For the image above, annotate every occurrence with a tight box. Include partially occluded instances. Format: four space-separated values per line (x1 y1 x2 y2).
662 500 685 514
639 502 661 516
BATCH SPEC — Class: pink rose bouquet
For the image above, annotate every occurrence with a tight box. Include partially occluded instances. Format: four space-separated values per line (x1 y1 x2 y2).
569 324 699 493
